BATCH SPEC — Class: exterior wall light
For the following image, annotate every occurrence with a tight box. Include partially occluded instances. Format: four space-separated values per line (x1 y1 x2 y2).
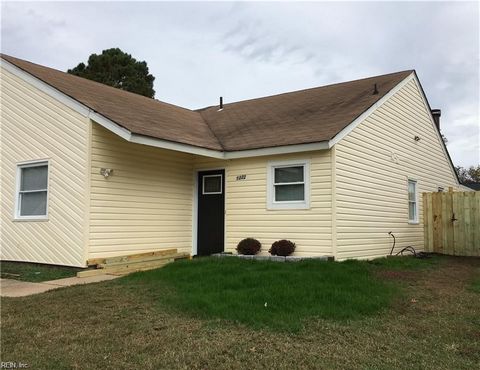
100 168 113 178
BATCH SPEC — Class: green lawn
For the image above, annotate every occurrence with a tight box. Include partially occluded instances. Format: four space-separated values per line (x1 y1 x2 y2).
1 255 479 370
123 257 400 332
0 261 81 282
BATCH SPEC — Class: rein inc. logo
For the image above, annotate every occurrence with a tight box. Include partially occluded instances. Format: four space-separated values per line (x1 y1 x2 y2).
1 362 28 369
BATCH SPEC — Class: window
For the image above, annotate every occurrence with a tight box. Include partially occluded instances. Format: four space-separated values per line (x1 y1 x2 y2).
408 179 418 223
16 161 49 219
202 175 222 194
267 160 310 209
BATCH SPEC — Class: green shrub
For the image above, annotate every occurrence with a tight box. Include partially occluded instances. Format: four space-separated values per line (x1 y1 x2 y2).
269 239 296 256
236 238 261 255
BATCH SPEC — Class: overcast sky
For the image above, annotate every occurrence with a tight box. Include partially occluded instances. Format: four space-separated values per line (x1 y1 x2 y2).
1 1 479 166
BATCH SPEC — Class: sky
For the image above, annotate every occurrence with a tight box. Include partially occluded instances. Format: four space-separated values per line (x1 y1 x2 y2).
1 1 479 167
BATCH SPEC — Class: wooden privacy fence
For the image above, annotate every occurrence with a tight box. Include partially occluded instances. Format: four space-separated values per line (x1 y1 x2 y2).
423 191 479 256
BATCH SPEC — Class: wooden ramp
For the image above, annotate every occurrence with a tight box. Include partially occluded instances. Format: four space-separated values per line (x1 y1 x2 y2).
77 249 190 277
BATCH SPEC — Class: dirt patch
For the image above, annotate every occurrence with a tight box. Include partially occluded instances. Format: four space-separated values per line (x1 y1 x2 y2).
375 270 419 281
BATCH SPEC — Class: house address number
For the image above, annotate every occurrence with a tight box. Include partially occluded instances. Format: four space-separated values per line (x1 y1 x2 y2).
236 174 247 181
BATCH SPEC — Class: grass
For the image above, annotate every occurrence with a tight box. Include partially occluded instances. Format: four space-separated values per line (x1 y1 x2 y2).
1 255 479 370
468 276 480 293
122 257 398 332
0 261 81 282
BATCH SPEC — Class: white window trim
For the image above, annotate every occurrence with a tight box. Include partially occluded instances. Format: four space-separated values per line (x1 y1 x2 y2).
202 174 223 195
14 160 50 221
267 159 310 210
407 178 419 224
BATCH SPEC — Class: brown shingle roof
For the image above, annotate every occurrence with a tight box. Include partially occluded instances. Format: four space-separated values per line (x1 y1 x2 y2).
198 70 413 151
1 54 223 150
1 54 412 152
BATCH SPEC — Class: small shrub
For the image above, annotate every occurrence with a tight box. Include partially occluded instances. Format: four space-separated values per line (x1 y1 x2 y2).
236 238 261 255
269 239 296 256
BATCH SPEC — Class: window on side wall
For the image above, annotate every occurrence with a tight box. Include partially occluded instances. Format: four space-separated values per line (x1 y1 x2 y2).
267 160 310 210
408 179 418 223
15 161 49 219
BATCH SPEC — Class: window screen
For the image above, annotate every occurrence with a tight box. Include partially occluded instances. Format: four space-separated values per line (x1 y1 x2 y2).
273 165 305 202
17 162 48 217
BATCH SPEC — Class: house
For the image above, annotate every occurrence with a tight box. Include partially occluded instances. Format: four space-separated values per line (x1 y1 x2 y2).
461 183 480 191
0 54 460 267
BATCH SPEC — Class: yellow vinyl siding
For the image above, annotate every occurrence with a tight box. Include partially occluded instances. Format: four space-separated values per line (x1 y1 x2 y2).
0 67 89 267
194 150 332 256
335 78 458 260
88 123 194 258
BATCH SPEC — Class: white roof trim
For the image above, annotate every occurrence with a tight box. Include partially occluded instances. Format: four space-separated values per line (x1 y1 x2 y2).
410 73 460 186
130 134 225 158
1 58 92 117
328 72 415 148
4 58 440 163
224 141 329 159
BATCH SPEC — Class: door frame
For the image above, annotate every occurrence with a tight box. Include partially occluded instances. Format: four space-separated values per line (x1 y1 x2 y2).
192 167 226 256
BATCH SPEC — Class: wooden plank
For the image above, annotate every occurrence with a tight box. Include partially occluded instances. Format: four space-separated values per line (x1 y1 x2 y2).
452 191 460 255
108 263 173 276
99 258 175 274
441 192 449 254
77 268 108 278
454 192 465 256
475 193 480 256
98 252 188 268
87 258 106 266
428 193 435 252
423 193 430 252
463 192 473 256
445 191 454 255
103 248 178 264
432 193 442 254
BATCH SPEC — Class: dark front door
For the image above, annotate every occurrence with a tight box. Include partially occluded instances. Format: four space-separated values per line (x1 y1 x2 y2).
197 169 225 256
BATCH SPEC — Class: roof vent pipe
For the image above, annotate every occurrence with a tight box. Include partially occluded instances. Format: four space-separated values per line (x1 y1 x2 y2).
431 109 441 130
219 96 223 110
373 83 379 95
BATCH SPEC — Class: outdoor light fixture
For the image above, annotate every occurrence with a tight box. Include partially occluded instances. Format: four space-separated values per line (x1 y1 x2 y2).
414 136 421 142
100 168 113 178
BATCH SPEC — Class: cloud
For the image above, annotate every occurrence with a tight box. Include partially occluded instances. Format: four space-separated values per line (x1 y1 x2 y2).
1 1 478 166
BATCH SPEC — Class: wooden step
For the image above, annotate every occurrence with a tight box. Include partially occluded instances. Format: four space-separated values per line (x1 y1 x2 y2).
77 258 174 278
87 248 178 266
103 248 179 264
79 249 190 278
98 252 188 269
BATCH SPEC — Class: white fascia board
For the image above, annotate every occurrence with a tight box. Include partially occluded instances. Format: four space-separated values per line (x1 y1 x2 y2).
223 141 329 159
130 134 225 159
89 111 131 141
1 59 92 117
411 73 460 186
328 72 415 148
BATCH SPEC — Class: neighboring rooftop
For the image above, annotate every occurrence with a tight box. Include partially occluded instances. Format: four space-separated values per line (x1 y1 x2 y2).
1 54 413 152
462 183 480 191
